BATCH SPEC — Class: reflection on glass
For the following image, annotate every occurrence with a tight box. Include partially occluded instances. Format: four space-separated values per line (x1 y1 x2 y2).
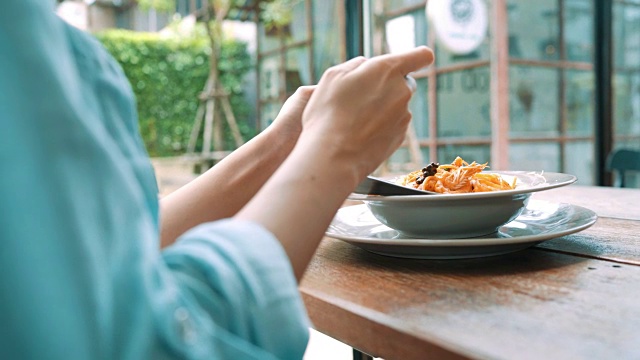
565 141 594 185
564 0 593 62
435 0 489 71
437 145 490 165
613 72 640 136
286 1 308 45
386 15 416 54
258 23 280 53
260 101 281 130
285 47 311 95
613 3 640 153
312 0 341 80
507 0 559 60
435 41 489 68
259 55 280 101
388 148 413 172
437 67 491 137
386 0 427 12
410 77 429 138
613 4 640 69
385 10 428 60
565 70 594 136
509 66 559 136
509 143 560 172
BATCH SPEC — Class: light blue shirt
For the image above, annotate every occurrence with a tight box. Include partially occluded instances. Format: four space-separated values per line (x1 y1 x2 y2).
0 1 310 359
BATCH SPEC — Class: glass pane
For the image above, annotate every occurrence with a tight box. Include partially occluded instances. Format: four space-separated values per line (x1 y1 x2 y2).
386 10 429 63
565 141 595 185
388 75 428 171
436 67 491 137
386 0 427 12
437 145 491 165
613 3 640 152
388 147 414 173
258 23 280 53
285 46 311 95
313 0 342 81
410 77 429 138
386 15 416 54
286 0 308 45
259 55 280 101
509 143 560 172
613 71 640 137
260 101 281 130
564 0 593 62
509 66 560 137
507 0 560 60
565 70 594 136
613 4 640 69
435 40 489 68
621 172 640 188
432 0 489 67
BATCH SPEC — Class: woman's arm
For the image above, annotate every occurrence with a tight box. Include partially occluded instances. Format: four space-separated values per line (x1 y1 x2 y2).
237 48 434 281
159 87 314 248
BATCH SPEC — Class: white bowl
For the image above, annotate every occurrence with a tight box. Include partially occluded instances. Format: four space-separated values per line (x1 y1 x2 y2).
348 171 577 239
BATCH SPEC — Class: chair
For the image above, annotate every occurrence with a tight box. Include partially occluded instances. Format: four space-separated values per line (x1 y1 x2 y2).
606 149 640 188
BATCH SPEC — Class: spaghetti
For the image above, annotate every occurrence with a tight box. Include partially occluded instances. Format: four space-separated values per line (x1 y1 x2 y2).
397 157 517 194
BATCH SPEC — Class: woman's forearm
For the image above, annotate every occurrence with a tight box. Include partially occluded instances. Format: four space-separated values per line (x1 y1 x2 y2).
159 125 297 248
235 134 359 281
235 47 434 281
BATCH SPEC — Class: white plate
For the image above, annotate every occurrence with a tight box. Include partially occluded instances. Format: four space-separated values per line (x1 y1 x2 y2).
348 171 577 239
348 171 577 202
326 200 597 259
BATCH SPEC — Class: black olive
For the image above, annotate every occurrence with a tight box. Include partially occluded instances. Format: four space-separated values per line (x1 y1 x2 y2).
423 162 439 177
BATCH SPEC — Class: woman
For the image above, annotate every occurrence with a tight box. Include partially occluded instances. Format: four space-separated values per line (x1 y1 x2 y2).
0 1 434 359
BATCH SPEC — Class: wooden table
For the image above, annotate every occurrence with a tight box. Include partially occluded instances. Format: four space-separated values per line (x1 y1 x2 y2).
300 185 640 360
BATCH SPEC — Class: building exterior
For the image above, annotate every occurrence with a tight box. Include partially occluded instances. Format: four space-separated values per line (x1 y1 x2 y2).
256 0 639 186
57 0 640 186
56 0 189 32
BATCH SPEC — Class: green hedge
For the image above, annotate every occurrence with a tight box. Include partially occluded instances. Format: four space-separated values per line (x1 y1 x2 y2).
95 29 254 157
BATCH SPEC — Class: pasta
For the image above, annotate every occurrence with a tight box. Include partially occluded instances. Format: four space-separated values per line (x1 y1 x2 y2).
397 156 517 194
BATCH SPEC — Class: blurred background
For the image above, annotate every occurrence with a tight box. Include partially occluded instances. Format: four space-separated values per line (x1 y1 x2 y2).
54 0 639 186
52 1 640 358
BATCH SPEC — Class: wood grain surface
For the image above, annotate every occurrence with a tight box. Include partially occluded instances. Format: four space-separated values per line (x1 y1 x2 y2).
300 186 640 360
532 185 640 221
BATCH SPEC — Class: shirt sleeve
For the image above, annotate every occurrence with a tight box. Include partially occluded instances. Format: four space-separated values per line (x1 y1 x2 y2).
0 1 310 359
161 220 311 359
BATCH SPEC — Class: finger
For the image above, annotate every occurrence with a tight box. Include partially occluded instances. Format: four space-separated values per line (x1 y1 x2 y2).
335 56 367 72
295 85 316 99
384 46 435 75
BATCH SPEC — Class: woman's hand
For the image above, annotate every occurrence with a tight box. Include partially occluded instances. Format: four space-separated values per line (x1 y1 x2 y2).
236 47 435 280
159 88 316 248
270 86 316 142
300 47 435 186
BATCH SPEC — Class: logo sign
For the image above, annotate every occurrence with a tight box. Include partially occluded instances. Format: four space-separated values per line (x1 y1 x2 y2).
427 0 488 55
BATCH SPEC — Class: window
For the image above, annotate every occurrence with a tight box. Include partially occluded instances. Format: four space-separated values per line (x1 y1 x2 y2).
612 0 640 187
256 0 345 130
365 0 600 183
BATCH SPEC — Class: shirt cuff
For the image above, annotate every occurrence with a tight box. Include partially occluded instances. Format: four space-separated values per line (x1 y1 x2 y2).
161 219 310 359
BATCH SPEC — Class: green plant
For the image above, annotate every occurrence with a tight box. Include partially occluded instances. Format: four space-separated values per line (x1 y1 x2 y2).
95 29 253 157
132 1 298 158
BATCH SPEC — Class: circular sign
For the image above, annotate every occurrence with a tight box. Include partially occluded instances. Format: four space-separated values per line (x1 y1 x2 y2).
427 0 488 55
